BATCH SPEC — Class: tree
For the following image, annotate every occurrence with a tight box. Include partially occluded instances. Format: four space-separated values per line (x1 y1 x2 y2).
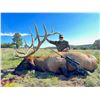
92 39 100 50
1 43 14 48
12 33 23 48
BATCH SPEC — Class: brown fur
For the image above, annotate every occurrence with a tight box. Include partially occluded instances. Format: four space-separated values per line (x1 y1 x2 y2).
25 51 97 73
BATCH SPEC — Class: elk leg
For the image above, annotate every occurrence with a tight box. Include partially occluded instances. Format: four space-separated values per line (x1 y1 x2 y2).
60 66 70 78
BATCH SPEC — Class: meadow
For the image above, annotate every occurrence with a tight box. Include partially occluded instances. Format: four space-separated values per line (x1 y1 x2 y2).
1 48 100 87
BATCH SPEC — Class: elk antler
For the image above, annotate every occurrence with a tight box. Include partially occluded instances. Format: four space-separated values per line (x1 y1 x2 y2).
16 24 47 58
39 32 61 37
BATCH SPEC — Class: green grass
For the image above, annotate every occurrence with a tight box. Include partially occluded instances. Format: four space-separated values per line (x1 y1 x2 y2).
1 48 53 69
1 48 22 69
84 63 100 87
2 71 59 87
84 72 100 87
1 48 100 87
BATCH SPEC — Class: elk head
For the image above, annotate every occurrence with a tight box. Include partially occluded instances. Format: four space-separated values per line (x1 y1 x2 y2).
13 24 60 75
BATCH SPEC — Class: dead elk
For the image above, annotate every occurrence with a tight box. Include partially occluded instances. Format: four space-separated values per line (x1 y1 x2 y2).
13 24 97 78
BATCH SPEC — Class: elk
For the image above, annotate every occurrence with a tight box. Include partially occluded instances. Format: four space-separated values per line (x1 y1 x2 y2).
13 24 97 78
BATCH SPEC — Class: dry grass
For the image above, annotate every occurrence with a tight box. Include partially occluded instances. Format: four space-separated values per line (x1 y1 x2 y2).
1 48 100 87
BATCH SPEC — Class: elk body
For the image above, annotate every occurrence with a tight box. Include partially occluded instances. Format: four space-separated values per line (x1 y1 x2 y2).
24 51 97 73
14 24 97 77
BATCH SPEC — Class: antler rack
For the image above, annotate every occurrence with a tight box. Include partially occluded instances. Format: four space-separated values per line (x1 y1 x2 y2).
16 24 60 58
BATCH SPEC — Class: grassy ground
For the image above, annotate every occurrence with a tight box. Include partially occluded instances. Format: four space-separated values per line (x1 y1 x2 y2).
1 48 100 87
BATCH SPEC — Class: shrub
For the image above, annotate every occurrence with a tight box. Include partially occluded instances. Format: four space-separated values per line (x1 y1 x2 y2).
84 76 97 87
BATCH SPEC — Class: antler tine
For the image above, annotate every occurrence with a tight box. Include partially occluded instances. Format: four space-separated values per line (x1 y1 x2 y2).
47 32 61 36
33 24 47 51
16 36 34 57
21 31 36 57
24 39 30 48
42 24 47 42
34 24 41 44
16 49 26 55
24 24 47 57
28 29 34 48
15 30 35 58
16 24 48 58
39 24 61 37
29 32 34 48
34 24 47 49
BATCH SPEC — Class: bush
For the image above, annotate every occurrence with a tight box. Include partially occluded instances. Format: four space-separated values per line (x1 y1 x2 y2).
84 76 97 87
84 67 100 87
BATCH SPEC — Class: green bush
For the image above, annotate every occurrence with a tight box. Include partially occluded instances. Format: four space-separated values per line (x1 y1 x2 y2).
84 64 100 87
84 76 97 87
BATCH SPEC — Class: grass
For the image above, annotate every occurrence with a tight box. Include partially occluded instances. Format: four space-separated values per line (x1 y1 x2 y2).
84 63 100 87
84 72 100 87
1 48 100 87
2 71 59 87
1 48 22 69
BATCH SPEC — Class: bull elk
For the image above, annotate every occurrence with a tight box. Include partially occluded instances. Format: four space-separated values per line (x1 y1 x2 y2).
13 24 97 78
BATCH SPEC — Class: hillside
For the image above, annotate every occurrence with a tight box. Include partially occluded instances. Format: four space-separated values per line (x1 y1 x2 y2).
46 44 93 50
